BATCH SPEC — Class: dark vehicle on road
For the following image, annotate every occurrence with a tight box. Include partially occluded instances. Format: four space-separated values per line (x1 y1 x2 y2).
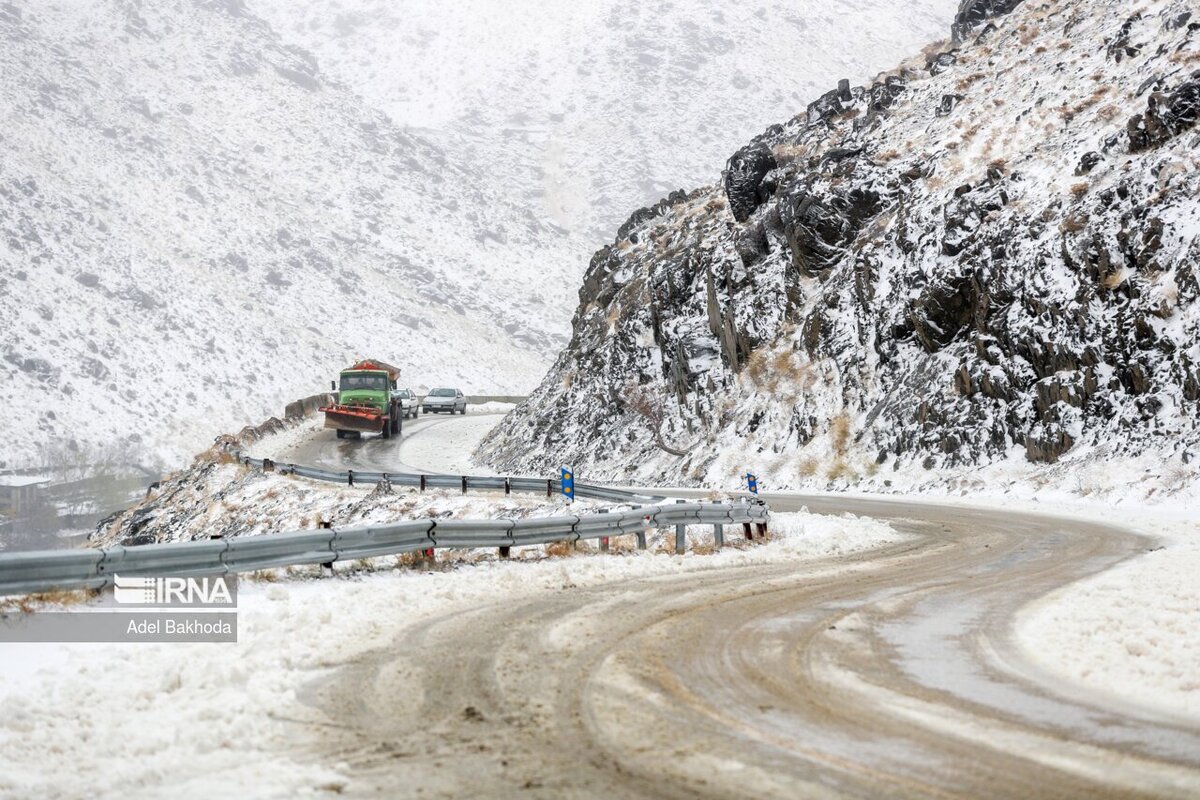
423 388 466 415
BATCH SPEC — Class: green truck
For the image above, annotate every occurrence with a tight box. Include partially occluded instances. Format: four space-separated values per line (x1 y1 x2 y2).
320 359 404 439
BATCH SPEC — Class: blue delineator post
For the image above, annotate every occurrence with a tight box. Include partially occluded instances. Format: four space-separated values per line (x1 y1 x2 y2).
746 472 758 494
561 467 575 502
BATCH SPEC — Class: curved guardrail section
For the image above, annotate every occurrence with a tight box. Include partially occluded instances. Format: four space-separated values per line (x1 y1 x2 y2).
238 455 666 506
0 458 770 597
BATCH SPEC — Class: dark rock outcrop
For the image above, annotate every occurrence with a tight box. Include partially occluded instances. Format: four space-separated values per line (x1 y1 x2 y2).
1127 75 1200 152
482 0 1200 482
723 143 777 223
951 0 1025 44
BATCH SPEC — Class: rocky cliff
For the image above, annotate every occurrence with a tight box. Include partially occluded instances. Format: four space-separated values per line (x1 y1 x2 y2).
480 0 1200 490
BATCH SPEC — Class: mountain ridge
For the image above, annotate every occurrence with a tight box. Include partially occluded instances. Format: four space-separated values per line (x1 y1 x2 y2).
480 0 1200 491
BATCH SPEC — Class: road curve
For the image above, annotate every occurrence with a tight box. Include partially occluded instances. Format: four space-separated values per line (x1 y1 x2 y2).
293 493 1200 798
278 411 505 476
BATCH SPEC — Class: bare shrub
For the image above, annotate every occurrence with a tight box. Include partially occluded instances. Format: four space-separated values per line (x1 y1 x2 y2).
956 72 986 91
1060 212 1089 233
831 413 852 456
544 540 575 557
0 588 94 613
826 458 854 482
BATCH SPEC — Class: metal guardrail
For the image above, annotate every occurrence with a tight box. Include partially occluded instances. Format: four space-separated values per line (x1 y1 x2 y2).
0 458 770 597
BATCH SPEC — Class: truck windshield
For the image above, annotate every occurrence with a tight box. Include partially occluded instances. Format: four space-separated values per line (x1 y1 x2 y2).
340 374 387 391
430 388 455 396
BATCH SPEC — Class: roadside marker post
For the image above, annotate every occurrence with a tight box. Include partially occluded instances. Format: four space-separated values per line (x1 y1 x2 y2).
674 499 687 554
560 467 575 503
746 472 759 494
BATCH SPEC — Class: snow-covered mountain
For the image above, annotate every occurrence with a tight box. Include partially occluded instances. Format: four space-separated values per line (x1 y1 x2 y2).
1 0 961 472
246 0 960 268
0 0 575 470
481 0 1200 490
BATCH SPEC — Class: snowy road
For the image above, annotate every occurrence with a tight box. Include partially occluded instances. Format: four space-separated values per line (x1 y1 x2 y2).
263 413 1200 796
276 411 505 476
267 415 1197 797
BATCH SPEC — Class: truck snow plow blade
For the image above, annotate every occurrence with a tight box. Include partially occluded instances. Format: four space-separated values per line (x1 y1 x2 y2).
320 405 384 433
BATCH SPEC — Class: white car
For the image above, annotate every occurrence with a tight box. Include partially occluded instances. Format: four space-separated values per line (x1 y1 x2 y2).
423 388 467 414
393 387 418 419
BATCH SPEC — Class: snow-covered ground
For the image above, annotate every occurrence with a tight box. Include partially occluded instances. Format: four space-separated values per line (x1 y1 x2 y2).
1014 505 1200 723
396 413 506 475
0 510 902 799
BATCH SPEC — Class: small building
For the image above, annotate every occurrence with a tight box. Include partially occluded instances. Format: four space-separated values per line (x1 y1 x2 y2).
0 474 52 517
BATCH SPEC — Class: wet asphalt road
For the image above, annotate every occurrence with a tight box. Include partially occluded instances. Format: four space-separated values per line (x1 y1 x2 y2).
283 413 1200 797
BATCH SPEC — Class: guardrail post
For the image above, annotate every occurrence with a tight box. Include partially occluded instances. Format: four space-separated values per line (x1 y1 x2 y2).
420 474 427 492
347 469 354 487
714 523 724 548
743 522 753 541
263 458 274 473
504 477 511 496
755 522 767 538
674 500 686 555
461 475 467 494
499 545 511 559
546 478 552 498
599 509 609 552
320 521 334 571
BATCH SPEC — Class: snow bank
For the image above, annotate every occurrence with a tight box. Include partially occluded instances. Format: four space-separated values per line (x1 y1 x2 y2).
0 510 901 799
1014 510 1200 723
243 415 324 461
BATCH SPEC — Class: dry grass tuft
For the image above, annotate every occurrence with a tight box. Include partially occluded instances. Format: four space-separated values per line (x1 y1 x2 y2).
1061 211 1089 233
826 458 854 482
1103 269 1130 290
956 72 986 91
772 142 809 164
831 413 852 456
0 588 94 613
544 540 576 558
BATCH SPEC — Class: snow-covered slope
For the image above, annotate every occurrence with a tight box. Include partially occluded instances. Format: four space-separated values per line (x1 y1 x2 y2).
481 0 1200 490
0 0 574 470
247 0 959 263
0 0 963 473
